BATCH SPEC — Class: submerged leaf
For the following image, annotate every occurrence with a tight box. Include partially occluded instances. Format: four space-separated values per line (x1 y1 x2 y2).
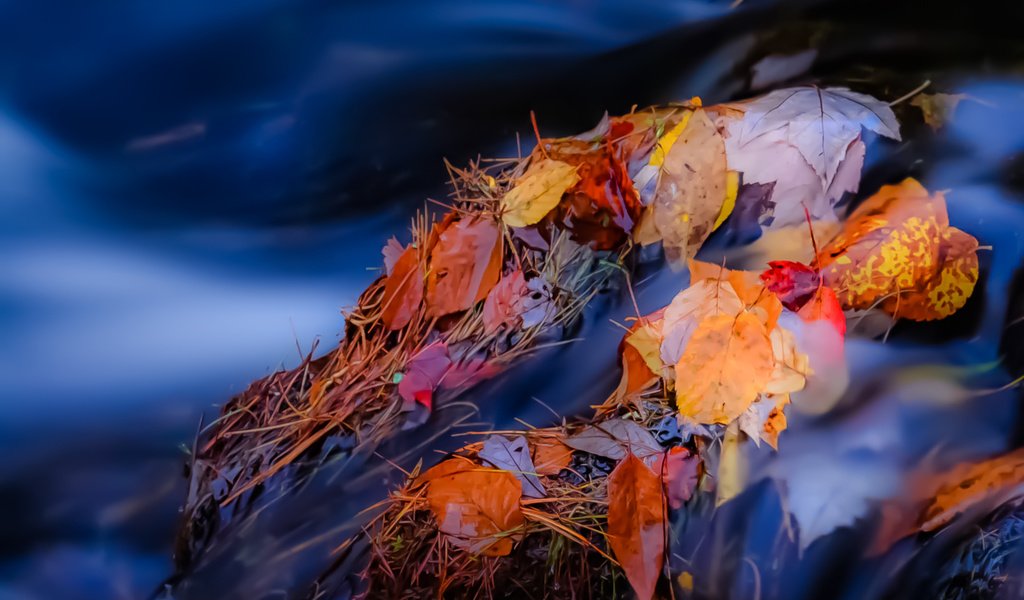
606 453 665 600
652 446 700 509
911 92 970 130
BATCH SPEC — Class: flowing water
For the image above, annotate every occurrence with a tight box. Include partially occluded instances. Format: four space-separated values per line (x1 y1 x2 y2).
3 0 1024 598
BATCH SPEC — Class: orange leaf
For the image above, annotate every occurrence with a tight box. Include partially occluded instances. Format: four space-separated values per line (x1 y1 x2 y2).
920 448 1024 532
411 456 476 489
380 244 424 330
689 259 782 331
818 178 979 321
530 435 573 476
607 453 665 600
425 217 503 318
426 467 525 556
675 312 774 424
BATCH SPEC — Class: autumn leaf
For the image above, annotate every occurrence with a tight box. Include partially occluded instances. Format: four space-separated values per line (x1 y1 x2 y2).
911 92 970 130
479 435 546 498
760 260 821 311
397 342 451 410
538 136 642 250
817 178 979 321
718 86 899 230
689 259 782 331
426 466 525 556
606 453 665 600
530 434 573 476
716 421 746 506
412 456 477 489
652 446 700 509
380 244 424 330
564 419 662 461
381 236 405 276
675 312 774 424
618 332 659 397
738 394 790 450
500 159 580 228
617 317 664 397
920 449 1024 532
660 279 744 366
796 284 846 336
651 108 731 265
426 216 504 318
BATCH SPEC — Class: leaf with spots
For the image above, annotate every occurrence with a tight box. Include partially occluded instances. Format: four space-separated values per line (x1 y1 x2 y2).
817 178 979 321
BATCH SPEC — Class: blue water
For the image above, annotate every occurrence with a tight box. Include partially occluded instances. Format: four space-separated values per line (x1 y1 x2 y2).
2 0 1024 598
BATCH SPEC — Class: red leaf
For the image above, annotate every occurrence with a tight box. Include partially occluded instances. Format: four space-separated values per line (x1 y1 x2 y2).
607 453 665 600
796 285 847 336
652 447 700 510
760 260 820 311
380 245 423 330
397 342 451 410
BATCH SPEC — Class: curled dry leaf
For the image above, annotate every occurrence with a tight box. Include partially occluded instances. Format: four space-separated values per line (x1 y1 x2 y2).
675 312 774 424
818 178 979 321
500 159 580 228
564 418 662 461
380 244 424 330
426 217 504 318
606 453 665 600
426 466 525 556
479 435 546 498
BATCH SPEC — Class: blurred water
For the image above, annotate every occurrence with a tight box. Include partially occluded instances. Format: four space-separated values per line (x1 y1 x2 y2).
2 0 1024 598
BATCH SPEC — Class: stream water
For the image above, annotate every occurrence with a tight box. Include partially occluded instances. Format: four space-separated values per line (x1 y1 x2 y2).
3 0 1024 598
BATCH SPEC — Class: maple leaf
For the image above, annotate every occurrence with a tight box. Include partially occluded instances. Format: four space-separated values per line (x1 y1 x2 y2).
426 466 525 556
606 453 665 600
651 446 700 509
675 312 774 424
396 342 451 410
650 108 734 265
718 86 899 230
564 419 662 461
425 216 504 318
817 178 980 321
478 435 546 499
500 158 580 228
380 243 424 330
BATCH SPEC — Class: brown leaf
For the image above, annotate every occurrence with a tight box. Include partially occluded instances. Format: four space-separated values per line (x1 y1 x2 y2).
426 217 504 318
380 244 424 330
426 467 525 556
652 108 729 265
565 419 662 461
607 453 666 600
911 92 969 130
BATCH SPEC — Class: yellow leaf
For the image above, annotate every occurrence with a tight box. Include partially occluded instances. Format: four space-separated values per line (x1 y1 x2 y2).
500 159 579 228
675 312 774 424
648 109 694 167
712 170 739 232
716 421 746 506
625 322 664 376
